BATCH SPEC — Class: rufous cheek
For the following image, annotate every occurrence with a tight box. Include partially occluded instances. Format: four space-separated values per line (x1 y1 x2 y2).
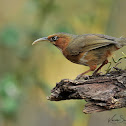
55 38 70 50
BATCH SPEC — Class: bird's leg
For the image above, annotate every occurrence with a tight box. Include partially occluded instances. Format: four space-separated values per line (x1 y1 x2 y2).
76 65 97 79
93 59 108 76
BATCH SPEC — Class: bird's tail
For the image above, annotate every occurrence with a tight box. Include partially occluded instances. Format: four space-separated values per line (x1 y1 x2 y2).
116 37 126 48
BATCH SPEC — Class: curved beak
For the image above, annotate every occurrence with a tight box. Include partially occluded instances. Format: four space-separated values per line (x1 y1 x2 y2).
32 37 48 45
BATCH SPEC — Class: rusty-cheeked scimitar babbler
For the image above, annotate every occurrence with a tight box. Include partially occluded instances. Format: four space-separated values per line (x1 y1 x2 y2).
32 33 126 77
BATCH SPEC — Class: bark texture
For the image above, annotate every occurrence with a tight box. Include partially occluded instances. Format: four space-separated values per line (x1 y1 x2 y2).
47 70 126 114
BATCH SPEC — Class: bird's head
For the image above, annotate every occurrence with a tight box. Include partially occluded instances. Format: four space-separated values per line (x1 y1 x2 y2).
32 33 76 50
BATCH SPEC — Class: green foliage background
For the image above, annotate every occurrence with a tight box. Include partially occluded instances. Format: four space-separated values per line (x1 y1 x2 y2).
0 0 126 126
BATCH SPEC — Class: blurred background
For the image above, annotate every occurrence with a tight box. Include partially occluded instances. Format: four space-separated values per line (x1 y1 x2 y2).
0 0 126 126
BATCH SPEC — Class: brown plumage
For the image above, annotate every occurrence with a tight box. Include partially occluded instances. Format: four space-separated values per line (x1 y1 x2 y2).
32 33 126 77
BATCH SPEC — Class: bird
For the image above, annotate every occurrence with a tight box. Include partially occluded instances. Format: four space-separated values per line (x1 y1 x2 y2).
32 32 126 78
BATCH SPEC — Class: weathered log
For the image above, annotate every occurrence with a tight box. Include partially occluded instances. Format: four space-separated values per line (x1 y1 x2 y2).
47 69 126 114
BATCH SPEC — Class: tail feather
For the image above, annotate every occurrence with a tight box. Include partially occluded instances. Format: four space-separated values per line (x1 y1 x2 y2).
116 37 126 48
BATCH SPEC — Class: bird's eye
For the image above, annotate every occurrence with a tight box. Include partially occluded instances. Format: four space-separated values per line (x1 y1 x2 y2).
51 36 58 41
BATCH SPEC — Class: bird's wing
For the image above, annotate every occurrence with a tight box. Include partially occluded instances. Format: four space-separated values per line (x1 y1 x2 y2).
66 34 118 55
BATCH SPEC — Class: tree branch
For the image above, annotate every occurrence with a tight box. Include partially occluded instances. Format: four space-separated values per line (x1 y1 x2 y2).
47 69 126 114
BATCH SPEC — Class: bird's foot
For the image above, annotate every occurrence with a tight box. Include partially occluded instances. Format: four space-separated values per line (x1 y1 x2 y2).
75 74 89 80
92 72 103 77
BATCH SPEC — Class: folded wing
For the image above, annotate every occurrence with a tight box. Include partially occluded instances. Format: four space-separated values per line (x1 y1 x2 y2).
66 34 118 55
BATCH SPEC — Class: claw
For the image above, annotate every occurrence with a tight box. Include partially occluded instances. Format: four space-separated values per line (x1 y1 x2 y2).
75 74 89 80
